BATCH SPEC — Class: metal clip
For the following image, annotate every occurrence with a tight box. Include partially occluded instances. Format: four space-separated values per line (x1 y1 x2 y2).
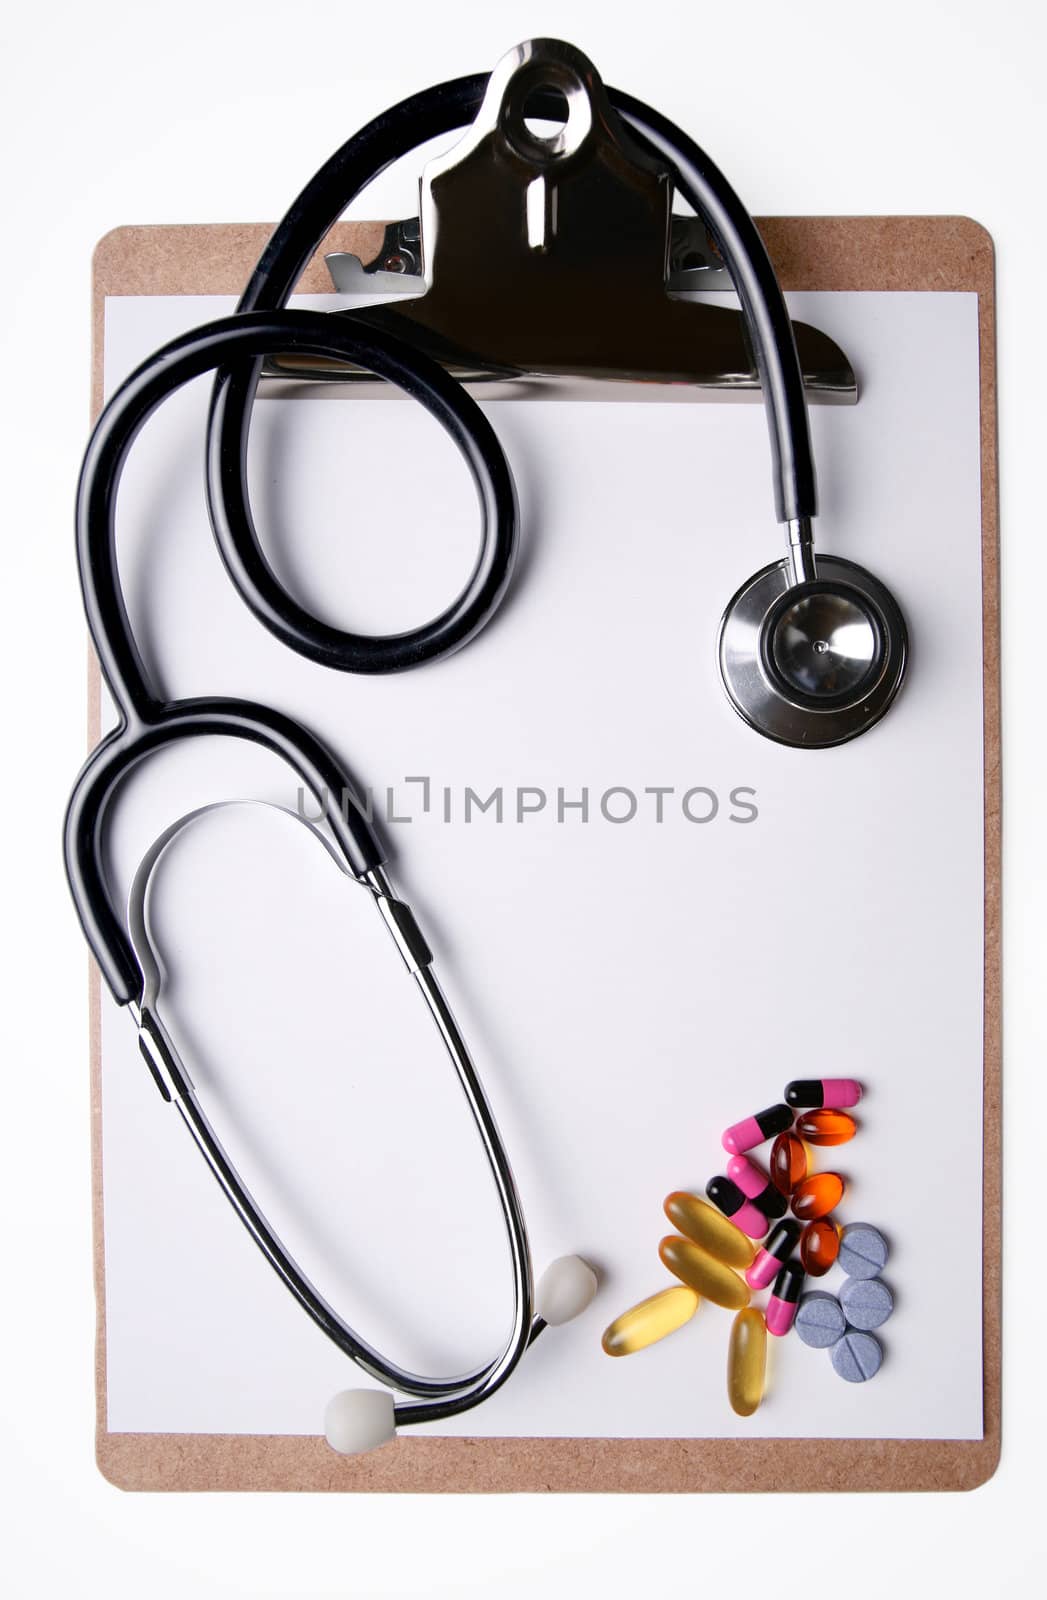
324 214 727 295
265 38 855 401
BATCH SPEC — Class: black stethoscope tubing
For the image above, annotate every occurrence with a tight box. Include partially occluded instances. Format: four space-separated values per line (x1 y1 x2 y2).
206 74 816 675
66 309 515 1006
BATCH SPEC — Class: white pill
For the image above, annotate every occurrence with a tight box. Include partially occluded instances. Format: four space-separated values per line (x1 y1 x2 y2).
535 1255 599 1325
324 1389 396 1455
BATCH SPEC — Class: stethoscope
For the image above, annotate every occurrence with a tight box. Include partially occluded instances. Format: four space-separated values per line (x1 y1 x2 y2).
65 41 908 1455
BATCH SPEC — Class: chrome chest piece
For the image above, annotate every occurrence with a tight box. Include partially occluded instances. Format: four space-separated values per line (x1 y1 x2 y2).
718 555 908 748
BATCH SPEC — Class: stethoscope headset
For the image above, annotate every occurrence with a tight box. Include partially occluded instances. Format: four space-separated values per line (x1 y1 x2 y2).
65 40 907 1454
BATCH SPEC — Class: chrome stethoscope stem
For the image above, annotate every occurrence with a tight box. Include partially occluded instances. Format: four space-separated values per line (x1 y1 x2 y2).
786 516 817 586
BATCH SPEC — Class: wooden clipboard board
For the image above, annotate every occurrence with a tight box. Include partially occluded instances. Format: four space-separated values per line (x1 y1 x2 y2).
88 215 1000 1492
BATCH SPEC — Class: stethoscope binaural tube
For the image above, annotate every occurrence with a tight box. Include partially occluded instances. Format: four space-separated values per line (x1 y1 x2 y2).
205 72 817 674
128 803 543 1421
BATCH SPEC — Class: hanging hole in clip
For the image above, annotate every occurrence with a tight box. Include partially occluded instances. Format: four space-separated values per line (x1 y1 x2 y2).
521 85 569 143
502 64 592 164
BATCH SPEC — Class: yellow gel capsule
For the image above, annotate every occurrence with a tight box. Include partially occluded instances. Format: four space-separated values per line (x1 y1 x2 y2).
658 1235 751 1309
601 1286 699 1356
663 1190 756 1270
728 1306 767 1417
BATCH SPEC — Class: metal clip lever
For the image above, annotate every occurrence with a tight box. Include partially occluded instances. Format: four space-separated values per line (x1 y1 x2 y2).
265 40 855 400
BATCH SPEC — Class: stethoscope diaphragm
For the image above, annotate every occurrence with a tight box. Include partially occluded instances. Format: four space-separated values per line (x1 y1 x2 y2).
718 556 908 748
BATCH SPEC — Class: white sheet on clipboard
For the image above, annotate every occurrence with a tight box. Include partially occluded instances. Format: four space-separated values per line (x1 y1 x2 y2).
98 288 984 1440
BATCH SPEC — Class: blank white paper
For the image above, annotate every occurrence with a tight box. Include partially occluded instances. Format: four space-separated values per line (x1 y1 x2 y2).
98 288 984 1440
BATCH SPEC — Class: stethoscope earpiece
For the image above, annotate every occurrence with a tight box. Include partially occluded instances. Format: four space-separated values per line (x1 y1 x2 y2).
323 1255 598 1454
718 555 907 748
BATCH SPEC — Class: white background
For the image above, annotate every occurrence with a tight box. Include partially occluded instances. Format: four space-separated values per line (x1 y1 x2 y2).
1 0 1044 1594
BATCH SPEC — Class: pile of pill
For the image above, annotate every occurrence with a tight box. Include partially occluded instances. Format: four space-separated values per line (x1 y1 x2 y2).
601 1076 890 1417
795 1223 893 1381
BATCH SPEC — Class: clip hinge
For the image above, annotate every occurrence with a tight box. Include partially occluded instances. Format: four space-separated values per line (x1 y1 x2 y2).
325 214 725 294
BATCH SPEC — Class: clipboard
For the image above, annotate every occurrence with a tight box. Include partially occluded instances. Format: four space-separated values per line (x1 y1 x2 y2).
87 213 1000 1493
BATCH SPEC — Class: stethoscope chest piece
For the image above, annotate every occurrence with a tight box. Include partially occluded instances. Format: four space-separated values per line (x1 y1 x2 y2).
718 556 908 748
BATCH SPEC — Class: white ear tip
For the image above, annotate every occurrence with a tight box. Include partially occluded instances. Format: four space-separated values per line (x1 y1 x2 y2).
324 1389 397 1455
535 1255 599 1326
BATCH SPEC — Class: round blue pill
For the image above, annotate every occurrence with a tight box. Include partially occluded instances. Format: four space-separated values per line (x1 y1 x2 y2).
795 1291 847 1349
831 1330 883 1382
840 1275 894 1331
838 1223 889 1280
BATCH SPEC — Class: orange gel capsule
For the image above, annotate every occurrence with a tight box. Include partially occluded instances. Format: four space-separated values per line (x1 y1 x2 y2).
792 1172 845 1221
796 1109 857 1146
659 1236 751 1309
770 1131 807 1195
728 1307 767 1417
799 1218 840 1277
664 1191 756 1270
601 1286 699 1356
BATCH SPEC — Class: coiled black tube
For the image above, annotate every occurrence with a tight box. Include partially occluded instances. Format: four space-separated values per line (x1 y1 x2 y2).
66 309 515 1003
205 74 815 674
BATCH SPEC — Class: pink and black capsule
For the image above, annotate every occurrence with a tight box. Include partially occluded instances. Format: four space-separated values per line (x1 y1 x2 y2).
784 1078 863 1110
745 1218 801 1290
766 1260 805 1336
726 1153 788 1220
721 1103 793 1156
705 1175 769 1240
